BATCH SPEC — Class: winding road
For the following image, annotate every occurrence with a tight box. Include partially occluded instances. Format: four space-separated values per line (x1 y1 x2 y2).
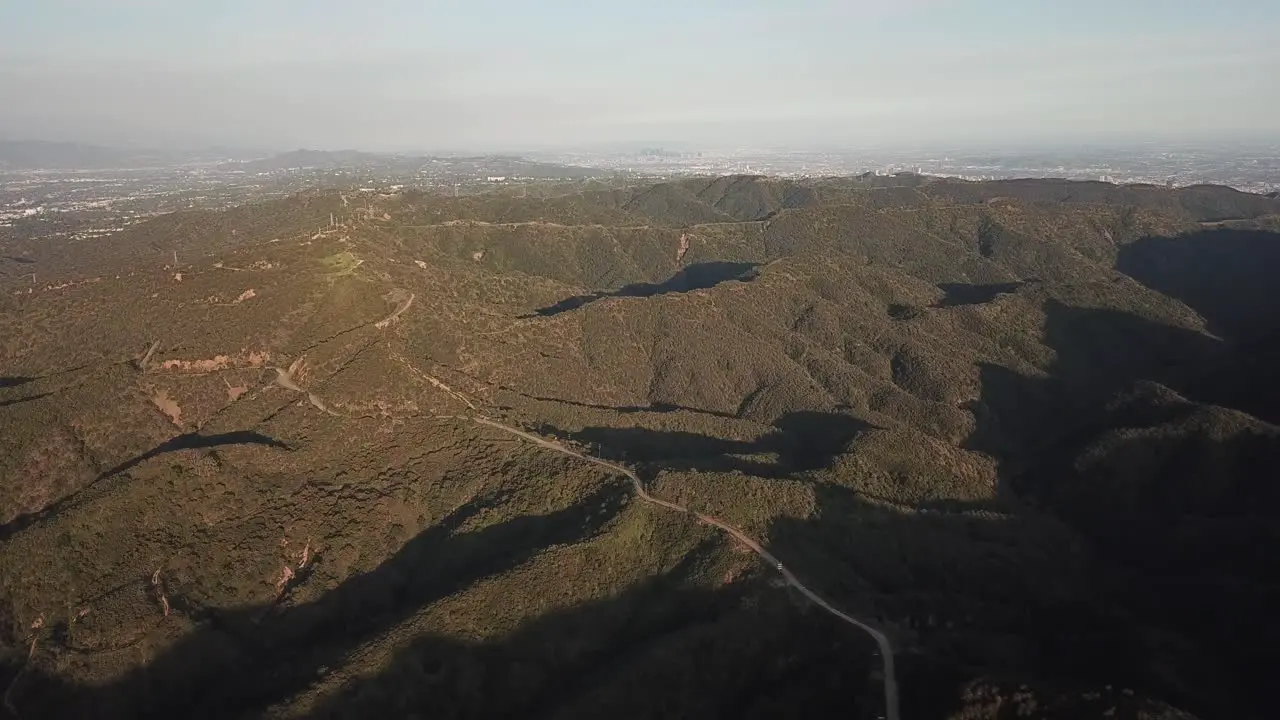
276 356 897 717
470 416 900 720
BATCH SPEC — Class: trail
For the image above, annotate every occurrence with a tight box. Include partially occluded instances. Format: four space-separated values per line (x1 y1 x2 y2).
469 416 900 720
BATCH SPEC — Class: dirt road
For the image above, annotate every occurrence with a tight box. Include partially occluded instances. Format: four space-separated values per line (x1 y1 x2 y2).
470 415 900 720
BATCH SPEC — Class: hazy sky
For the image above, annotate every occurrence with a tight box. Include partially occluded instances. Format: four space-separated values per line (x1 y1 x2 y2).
2 0 1277 151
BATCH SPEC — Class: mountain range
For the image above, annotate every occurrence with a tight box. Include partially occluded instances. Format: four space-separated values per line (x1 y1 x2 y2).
1 174 1277 719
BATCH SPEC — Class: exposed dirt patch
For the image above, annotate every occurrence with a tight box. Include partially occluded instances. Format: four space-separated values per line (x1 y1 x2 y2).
223 378 249 401
157 349 271 374
150 388 183 428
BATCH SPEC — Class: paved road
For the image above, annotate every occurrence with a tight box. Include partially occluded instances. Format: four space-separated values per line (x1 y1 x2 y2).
470 416 900 720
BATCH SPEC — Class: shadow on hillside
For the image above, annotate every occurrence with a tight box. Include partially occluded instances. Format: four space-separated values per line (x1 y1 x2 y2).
542 410 877 480
1115 227 1280 425
0 364 93 390
0 391 51 408
3 485 630 719
524 261 760 317
933 282 1024 308
5 533 887 719
96 431 294 481
964 299 1222 466
523 393 737 420
961 274 1280 717
763 479 1164 720
965 226 1280 466
1118 228 1280 341
0 431 295 542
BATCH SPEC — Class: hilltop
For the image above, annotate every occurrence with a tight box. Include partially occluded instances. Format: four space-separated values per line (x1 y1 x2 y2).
1 174 1278 719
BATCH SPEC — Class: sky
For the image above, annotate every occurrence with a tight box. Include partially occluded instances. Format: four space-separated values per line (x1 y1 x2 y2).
1 0 1278 152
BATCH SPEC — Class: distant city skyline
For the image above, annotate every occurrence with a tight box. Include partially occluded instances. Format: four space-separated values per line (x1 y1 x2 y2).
2 0 1278 152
